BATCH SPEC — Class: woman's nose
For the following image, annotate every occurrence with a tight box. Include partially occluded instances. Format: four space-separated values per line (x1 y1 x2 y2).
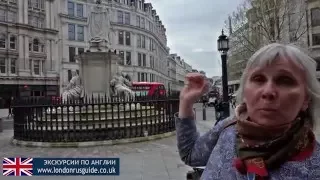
261 81 277 100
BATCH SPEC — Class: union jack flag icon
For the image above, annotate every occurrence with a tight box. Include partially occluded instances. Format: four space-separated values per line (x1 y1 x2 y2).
3 157 33 176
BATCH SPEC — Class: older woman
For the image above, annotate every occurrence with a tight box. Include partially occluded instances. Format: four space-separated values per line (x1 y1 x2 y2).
176 43 320 180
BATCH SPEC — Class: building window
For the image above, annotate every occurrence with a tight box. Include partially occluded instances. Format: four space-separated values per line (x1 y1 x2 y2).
76 3 83 17
137 34 141 48
28 0 45 9
126 51 131 65
78 48 84 55
10 58 16 74
124 12 130 25
69 47 76 62
142 54 146 66
28 15 44 28
33 60 40 75
0 58 5 74
0 9 5 22
136 16 140 27
141 35 145 48
8 11 16 23
125 31 130 46
119 51 125 65
77 25 84 41
311 8 320 27
138 53 141 66
33 39 39 52
118 31 124 45
138 72 140 81
0 34 6 48
117 10 123 24
68 24 75 40
68 1 74 16
68 70 72 81
41 44 45 53
145 73 148 81
141 17 145 29
313 34 320 46
9 35 16 50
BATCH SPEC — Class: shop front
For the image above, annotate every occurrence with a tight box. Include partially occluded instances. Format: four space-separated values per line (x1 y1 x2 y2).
0 84 59 108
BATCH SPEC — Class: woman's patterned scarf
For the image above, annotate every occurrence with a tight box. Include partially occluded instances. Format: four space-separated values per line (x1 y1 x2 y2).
232 103 315 178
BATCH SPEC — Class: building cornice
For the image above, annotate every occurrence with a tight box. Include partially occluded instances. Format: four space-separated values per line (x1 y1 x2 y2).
0 22 59 34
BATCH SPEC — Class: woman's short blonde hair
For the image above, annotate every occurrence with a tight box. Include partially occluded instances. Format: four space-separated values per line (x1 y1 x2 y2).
236 43 320 129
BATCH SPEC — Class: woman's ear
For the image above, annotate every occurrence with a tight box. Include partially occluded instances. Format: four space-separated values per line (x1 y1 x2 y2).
301 94 310 112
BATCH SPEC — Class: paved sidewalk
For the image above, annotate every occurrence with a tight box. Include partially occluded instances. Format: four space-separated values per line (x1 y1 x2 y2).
0 108 8 118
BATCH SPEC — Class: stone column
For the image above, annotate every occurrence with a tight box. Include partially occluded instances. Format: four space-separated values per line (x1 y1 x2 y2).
50 1 55 29
18 34 25 71
45 39 51 72
23 0 28 24
45 0 50 29
17 0 24 23
25 36 30 72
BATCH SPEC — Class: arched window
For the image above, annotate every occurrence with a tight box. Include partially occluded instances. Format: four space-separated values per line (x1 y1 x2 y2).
33 38 39 52
0 34 6 48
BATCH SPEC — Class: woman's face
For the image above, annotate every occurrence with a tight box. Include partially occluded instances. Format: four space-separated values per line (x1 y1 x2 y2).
243 57 309 127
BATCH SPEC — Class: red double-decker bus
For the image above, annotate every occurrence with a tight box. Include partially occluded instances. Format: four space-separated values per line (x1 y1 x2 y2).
131 82 166 98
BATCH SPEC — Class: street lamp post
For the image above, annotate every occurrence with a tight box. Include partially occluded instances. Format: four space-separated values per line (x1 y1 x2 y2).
217 29 230 119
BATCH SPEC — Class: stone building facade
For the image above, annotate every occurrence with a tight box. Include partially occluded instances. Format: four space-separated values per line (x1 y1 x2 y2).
58 0 176 93
0 0 59 108
0 0 194 108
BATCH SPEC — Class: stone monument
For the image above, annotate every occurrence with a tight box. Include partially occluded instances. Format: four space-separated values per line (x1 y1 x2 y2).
77 0 122 97
110 72 135 100
87 0 113 52
62 70 84 102
78 51 122 97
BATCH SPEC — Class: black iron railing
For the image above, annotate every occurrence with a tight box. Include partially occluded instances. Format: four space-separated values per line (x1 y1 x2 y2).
12 94 179 142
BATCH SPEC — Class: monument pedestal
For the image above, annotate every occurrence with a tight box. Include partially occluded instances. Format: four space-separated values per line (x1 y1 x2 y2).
79 51 121 97
89 40 110 52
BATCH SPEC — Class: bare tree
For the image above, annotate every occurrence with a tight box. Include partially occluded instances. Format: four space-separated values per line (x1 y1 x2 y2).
225 0 309 55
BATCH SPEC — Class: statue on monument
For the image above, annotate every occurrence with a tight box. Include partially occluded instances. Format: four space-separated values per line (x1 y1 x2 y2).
62 70 84 102
110 72 135 100
87 0 113 51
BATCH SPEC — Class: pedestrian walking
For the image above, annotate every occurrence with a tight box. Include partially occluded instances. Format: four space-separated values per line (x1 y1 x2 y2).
7 96 14 118
175 43 320 179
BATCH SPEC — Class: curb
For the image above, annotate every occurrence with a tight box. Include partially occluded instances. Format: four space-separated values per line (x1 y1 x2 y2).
11 131 176 148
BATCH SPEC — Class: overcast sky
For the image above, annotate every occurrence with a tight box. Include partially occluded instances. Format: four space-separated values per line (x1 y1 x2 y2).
146 0 243 77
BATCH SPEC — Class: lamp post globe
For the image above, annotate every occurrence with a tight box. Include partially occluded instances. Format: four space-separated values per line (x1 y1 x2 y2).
217 29 230 121
217 29 229 53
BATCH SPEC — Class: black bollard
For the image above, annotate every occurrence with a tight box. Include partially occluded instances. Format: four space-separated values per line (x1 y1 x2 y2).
202 106 206 121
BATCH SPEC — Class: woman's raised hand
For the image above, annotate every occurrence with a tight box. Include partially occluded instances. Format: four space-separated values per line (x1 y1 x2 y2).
179 73 209 118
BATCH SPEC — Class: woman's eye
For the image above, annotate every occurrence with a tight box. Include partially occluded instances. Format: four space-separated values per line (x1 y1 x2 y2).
251 75 265 83
277 76 296 85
